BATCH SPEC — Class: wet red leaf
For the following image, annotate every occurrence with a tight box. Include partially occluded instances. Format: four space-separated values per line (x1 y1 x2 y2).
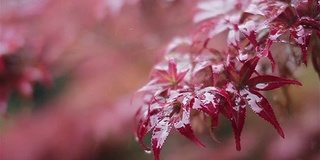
247 75 302 91
134 1 318 159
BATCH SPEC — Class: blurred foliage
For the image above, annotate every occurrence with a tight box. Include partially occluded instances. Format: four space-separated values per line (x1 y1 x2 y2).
0 0 319 160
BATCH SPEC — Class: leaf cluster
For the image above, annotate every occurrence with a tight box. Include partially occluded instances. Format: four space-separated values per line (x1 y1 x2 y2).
134 1 319 159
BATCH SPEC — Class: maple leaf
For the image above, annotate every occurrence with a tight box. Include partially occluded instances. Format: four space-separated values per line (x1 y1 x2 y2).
258 0 320 65
137 59 189 96
227 20 261 62
135 90 205 160
134 1 316 159
189 85 231 130
192 50 225 85
194 0 260 39
223 82 247 150
223 56 302 150
134 101 162 152
152 59 188 85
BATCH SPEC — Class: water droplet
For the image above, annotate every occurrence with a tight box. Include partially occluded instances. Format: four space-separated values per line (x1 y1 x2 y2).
144 149 152 154
256 83 268 89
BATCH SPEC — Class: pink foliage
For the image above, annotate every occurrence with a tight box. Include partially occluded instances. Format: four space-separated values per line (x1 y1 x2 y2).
134 0 319 159
0 0 319 160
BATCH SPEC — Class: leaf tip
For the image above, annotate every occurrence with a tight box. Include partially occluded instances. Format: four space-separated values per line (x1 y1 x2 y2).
196 140 206 148
278 128 285 139
236 142 241 151
294 80 303 86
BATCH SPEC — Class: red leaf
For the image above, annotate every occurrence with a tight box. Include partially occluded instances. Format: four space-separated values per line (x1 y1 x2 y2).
229 96 246 151
193 88 219 125
290 25 312 65
224 83 247 150
174 104 206 147
135 103 162 152
193 87 231 122
261 39 276 71
138 90 206 160
257 1 288 23
152 59 189 85
247 75 302 91
225 64 240 83
240 89 284 138
151 117 173 160
193 98 219 127
293 0 319 18
261 28 287 71
239 20 258 46
168 59 178 80
240 56 260 82
227 27 241 52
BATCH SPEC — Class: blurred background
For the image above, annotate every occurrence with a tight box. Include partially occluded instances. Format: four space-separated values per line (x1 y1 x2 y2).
0 0 319 160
